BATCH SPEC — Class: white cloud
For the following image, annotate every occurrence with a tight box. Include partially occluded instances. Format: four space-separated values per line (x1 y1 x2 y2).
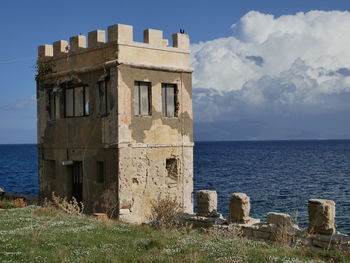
191 11 350 140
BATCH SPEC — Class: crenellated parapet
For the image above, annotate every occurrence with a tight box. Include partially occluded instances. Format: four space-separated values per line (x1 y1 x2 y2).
38 24 190 61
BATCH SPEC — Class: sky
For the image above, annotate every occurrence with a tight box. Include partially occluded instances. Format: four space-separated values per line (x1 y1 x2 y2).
1 0 350 143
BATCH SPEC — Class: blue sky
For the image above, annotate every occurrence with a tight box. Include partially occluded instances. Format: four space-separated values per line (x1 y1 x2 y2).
1 0 350 143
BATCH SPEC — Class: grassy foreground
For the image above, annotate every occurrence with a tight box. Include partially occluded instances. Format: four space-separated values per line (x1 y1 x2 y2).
0 206 349 263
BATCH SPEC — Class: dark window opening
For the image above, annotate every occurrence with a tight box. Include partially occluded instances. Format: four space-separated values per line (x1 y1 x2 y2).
96 161 105 184
65 86 89 118
134 81 151 116
71 161 83 203
166 158 178 180
48 89 60 120
162 83 178 117
98 79 110 116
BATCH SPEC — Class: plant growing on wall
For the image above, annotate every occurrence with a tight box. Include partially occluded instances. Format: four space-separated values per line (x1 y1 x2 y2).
35 61 55 81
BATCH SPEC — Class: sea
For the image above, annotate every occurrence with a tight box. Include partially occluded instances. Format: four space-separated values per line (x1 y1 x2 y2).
1 140 350 233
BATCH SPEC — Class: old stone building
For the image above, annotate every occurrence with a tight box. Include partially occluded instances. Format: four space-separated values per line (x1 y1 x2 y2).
36 24 193 223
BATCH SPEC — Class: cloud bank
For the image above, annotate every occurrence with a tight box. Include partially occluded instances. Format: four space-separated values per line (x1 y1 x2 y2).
192 11 350 140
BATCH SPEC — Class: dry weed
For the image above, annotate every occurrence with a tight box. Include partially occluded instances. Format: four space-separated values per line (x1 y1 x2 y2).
148 194 181 229
272 222 296 247
44 192 84 216
101 190 118 219
11 198 27 208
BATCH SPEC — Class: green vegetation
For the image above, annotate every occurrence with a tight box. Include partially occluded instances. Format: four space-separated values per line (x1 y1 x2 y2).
0 206 349 263
0 200 18 209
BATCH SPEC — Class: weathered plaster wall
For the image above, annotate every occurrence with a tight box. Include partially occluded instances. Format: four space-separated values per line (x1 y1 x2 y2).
40 148 118 213
117 66 192 144
37 68 119 214
116 65 193 223
118 146 193 223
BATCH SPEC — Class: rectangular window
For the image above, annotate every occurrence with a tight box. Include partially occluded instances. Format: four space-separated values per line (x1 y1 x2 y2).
161 84 178 117
75 86 84 117
66 88 74 117
65 86 89 117
96 161 105 184
49 91 55 120
84 86 90 116
48 89 60 120
134 81 151 116
98 80 109 116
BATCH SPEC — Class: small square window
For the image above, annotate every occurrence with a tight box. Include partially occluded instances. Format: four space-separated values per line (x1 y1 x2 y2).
166 158 178 180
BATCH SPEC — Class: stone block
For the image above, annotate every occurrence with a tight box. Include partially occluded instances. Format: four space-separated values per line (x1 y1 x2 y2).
53 40 68 56
108 24 133 43
229 193 251 223
308 199 336 234
197 190 217 216
172 33 190 50
38 44 53 58
70 35 86 52
88 30 105 48
267 212 293 227
144 29 163 47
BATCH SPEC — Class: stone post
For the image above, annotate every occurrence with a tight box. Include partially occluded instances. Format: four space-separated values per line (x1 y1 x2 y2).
267 212 293 227
229 193 251 223
197 190 217 216
308 199 336 234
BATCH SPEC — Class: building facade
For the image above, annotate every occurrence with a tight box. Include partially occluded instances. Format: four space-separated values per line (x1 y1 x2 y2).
36 24 193 223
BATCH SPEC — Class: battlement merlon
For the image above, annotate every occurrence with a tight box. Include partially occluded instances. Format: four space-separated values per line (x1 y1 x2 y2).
37 24 191 74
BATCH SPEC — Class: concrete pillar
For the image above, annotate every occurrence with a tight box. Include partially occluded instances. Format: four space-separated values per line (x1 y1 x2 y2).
308 199 336 234
197 190 217 216
229 193 251 223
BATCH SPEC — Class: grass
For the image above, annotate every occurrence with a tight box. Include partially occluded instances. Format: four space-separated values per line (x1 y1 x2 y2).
0 206 349 263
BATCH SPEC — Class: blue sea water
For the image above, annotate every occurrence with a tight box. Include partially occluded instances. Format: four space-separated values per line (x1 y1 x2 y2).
1 140 350 233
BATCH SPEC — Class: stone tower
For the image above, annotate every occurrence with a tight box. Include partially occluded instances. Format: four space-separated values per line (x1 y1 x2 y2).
36 24 193 222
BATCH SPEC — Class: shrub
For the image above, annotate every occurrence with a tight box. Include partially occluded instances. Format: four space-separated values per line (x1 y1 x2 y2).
148 194 182 229
44 192 84 216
